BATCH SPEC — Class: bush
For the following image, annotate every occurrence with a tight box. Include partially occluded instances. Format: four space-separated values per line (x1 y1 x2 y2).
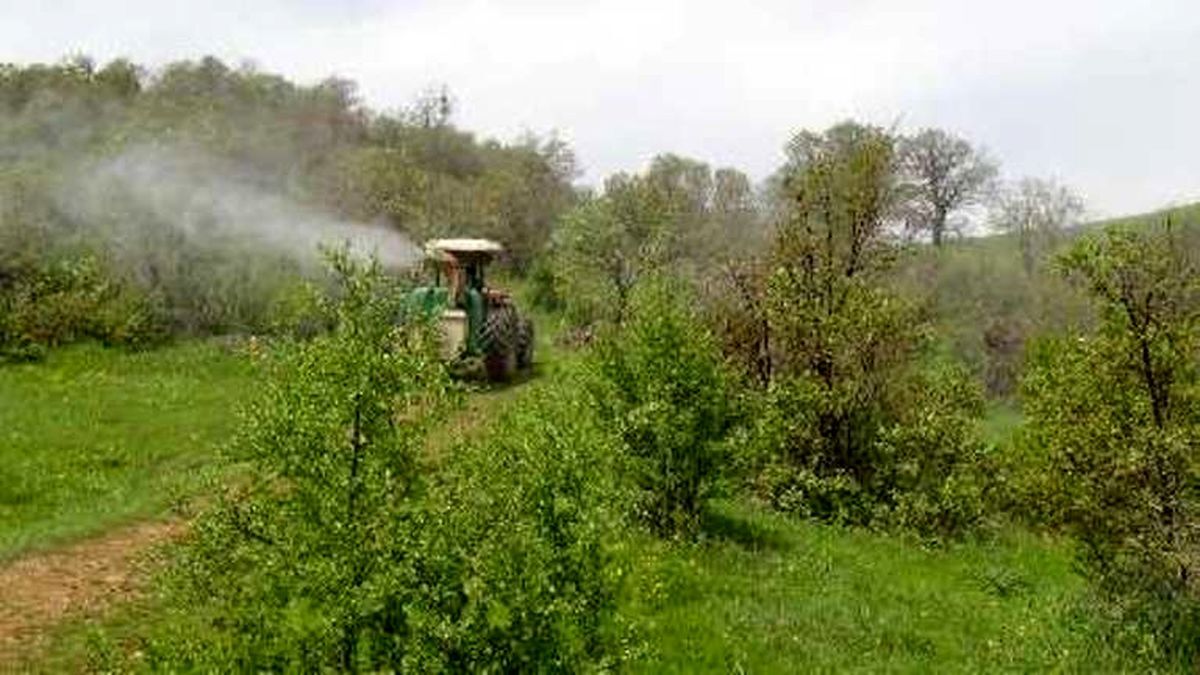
0 255 167 361
405 372 628 671
1021 222 1200 664
871 361 990 538
143 250 454 670
745 359 990 539
590 278 734 538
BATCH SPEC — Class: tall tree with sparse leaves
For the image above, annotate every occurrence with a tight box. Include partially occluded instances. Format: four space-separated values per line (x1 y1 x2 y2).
898 128 998 246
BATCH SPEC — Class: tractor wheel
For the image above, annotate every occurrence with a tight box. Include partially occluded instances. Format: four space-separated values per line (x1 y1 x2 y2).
516 317 535 370
482 305 518 381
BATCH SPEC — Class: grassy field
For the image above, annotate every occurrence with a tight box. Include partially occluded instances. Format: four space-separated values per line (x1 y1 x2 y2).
624 501 1116 673
2 334 1135 672
0 342 255 561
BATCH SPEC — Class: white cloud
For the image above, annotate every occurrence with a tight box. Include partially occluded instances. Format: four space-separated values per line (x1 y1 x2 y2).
1 0 1197 215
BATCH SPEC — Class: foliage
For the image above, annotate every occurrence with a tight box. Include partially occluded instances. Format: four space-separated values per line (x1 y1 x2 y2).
889 239 1093 397
0 254 167 362
1021 221 1200 664
0 56 578 343
897 128 998 247
406 371 628 671
546 177 677 326
144 251 455 670
591 279 734 537
700 258 773 387
989 177 1084 275
871 360 991 538
539 154 764 328
143 252 623 671
744 122 990 538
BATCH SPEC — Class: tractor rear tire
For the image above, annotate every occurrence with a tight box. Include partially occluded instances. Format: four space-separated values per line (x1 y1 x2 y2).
482 305 518 381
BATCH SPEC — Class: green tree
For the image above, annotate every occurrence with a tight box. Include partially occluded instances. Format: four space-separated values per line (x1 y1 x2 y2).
148 250 453 669
591 278 733 537
1023 221 1200 662
748 122 989 535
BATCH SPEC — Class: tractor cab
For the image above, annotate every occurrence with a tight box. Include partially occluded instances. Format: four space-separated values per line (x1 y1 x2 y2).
409 238 533 380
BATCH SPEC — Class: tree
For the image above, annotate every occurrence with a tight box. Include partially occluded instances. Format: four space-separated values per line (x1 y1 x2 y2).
990 177 1084 275
742 122 989 536
550 174 674 325
592 278 733 537
767 121 909 474
1023 221 1200 662
898 128 998 246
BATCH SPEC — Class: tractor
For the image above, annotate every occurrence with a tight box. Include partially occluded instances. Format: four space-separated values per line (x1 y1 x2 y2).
408 238 534 380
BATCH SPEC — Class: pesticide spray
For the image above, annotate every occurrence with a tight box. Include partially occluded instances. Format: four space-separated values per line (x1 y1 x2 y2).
59 143 422 270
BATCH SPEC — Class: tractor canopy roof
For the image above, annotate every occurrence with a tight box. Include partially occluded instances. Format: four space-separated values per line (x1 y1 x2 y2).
424 238 504 262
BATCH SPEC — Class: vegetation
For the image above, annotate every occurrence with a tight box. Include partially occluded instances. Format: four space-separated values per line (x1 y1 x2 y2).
4 54 1200 672
897 127 998 247
0 56 577 356
0 341 254 560
591 279 734 537
1021 221 1200 664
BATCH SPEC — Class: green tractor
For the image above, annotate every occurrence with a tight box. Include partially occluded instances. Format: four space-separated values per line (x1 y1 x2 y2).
408 238 534 380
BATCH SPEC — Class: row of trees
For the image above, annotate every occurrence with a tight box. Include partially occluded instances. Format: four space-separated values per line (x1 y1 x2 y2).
0 56 578 355
536 118 1199 666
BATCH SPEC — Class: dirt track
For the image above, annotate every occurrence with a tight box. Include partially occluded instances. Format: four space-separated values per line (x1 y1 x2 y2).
0 521 183 665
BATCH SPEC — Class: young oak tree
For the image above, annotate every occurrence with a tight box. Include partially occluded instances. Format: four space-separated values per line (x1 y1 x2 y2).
752 121 989 535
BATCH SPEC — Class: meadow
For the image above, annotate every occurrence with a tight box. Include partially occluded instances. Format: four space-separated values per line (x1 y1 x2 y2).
4 335 1125 672
0 342 254 561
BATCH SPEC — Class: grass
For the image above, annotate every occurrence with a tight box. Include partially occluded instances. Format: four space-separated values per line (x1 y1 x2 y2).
0 341 256 561
624 500 1114 673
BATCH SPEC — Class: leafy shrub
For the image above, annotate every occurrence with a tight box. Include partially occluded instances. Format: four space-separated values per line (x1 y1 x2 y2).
405 371 628 671
590 278 734 538
745 360 990 539
871 361 990 538
143 250 454 670
1021 222 1200 664
0 255 167 361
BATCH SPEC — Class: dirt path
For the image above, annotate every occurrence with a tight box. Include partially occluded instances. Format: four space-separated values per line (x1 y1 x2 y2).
0 520 183 665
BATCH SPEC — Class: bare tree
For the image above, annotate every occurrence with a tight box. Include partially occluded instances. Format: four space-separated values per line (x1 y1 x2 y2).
899 128 998 246
990 177 1084 274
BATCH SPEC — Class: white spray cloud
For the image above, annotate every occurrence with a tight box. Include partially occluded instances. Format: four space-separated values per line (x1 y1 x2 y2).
60 143 421 270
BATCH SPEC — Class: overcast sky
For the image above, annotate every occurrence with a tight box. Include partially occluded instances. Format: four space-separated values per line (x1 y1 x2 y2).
2 0 1198 217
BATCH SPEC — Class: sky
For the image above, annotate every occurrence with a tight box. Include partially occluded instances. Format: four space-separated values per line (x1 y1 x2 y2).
2 0 1198 217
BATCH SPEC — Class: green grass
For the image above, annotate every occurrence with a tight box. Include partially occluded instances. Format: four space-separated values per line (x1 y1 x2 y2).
624 500 1114 673
0 341 256 560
